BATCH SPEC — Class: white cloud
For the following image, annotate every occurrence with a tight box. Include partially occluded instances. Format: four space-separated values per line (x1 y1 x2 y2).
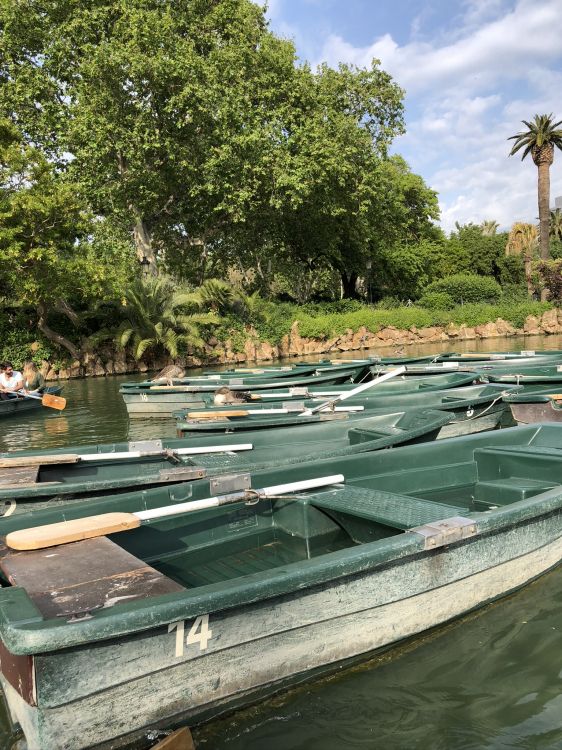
309 0 562 232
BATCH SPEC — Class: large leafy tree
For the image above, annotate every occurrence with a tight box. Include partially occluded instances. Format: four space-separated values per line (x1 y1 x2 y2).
0 118 132 359
0 0 299 274
509 114 562 260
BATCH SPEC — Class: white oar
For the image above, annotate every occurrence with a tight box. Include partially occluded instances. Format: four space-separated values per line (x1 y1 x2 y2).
301 366 406 416
6 474 345 551
0 444 254 469
186 406 364 420
79 444 253 461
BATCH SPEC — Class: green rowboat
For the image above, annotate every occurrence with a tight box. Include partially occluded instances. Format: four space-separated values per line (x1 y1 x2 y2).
0 386 63 420
1 424 562 748
120 365 372 418
0 409 450 507
174 383 519 439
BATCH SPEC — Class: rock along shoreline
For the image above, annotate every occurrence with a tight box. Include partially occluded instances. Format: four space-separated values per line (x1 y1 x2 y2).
39 308 562 380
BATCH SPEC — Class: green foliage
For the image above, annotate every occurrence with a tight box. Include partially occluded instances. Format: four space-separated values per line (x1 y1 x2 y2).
373 297 403 310
496 255 526 286
447 223 509 280
115 277 218 361
418 292 455 310
500 284 530 303
423 274 502 304
536 260 562 303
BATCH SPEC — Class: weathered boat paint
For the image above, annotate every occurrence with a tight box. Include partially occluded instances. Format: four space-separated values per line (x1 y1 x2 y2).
502 388 562 424
2 425 562 747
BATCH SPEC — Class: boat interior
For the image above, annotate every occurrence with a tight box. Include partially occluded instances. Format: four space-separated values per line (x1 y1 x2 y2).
116 439 562 590
1 428 562 617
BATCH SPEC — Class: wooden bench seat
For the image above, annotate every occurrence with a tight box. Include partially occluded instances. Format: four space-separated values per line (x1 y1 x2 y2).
0 536 184 620
309 486 467 530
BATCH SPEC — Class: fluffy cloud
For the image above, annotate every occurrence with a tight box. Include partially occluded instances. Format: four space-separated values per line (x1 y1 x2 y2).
264 0 562 231
312 0 562 231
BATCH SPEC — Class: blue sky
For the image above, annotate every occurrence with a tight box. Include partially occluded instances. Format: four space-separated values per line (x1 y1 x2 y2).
264 0 562 234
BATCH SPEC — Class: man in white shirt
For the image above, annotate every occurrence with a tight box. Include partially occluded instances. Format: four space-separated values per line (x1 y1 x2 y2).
0 362 24 399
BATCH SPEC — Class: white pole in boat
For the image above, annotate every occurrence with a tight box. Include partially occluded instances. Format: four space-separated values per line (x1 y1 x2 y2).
6 474 346 550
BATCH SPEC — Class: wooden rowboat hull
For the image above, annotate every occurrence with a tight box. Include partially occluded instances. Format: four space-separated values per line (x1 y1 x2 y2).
1 425 562 748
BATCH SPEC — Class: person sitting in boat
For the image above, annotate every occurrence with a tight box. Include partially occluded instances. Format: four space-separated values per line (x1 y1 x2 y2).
0 362 24 399
22 360 45 393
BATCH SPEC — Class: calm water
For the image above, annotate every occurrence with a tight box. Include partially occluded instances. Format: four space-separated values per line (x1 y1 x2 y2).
3 334 562 749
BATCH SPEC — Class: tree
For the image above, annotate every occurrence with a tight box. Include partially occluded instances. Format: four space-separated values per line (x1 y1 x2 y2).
0 118 133 360
508 114 562 260
550 209 562 241
0 0 299 275
505 222 539 296
481 220 499 236
115 277 217 361
448 223 508 280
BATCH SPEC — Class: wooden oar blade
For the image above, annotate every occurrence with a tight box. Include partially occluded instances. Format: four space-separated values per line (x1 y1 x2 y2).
6 512 140 551
42 393 66 410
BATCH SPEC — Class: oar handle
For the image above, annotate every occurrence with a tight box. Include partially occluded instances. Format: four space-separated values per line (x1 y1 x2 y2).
135 474 345 521
303 366 406 415
5 475 345 550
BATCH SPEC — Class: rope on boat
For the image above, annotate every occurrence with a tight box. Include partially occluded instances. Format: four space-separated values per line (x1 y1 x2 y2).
446 393 508 424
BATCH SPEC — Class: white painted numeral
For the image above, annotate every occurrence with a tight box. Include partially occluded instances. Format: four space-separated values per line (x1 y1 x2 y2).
186 614 212 650
169 615 212 658
168 620 185 657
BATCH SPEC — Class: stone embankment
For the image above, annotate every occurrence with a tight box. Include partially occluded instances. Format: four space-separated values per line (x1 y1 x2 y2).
41 308 562 380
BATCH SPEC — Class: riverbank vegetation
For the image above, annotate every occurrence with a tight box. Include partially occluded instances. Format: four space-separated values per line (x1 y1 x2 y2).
1 0 561 372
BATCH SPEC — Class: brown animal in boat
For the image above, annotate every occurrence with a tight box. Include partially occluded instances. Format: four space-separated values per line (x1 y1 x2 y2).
151 365 187 386
213 387 259 405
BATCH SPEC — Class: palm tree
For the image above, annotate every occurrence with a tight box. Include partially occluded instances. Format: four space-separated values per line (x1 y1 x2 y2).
550 208 562 242
508 114 562 260
505 222 539 296
115 277 217 361
481 220 499 236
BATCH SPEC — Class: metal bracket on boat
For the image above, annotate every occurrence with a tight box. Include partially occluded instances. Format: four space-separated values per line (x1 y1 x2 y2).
289 387 310 396
159 466 206 482
282 401 306 412
409 516 478 550
210 473 251 495
228 378 244 385
128 439 164 452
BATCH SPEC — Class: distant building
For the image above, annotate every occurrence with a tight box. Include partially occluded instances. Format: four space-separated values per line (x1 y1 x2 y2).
554 196 562 210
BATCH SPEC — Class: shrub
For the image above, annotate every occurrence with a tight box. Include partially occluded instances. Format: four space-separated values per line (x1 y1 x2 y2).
500 283 529 303
537 260 562 303
423 274 502 304
418 292 455 310
373 296 403 310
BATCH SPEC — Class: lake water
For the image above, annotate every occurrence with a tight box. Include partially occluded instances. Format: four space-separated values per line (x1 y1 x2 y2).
3 334 562 749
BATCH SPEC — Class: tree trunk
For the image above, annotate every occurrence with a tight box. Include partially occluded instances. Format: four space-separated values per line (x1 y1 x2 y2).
37 301 82 361
537 160 551 261
341 271 359 299
133 216 158 276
